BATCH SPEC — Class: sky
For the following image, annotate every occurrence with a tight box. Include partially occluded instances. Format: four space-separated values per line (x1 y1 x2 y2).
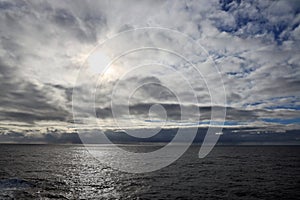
0 0 299 144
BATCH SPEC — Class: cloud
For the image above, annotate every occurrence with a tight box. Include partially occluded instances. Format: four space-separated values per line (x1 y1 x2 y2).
0 59 71 124
0 130 81 144
0 0 299 143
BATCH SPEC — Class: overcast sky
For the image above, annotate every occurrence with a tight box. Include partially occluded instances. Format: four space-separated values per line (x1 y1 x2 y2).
0 0 299 143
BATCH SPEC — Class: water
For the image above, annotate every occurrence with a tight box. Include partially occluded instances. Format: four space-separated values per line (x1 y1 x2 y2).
0 144 299 199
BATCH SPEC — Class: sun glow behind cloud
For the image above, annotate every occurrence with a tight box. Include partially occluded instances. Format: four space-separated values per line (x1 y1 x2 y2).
0 0 299 143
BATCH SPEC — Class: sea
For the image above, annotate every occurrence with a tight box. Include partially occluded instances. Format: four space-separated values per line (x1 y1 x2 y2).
0 144 299 199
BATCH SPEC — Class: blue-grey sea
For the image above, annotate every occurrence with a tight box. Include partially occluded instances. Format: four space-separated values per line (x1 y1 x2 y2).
0 144 299 199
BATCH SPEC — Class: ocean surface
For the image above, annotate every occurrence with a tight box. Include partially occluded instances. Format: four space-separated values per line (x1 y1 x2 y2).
0 144 299 199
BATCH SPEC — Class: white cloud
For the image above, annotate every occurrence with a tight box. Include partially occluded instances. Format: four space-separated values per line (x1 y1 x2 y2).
0 0 299 141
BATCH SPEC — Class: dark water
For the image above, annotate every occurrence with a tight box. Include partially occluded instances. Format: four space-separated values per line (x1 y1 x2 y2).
0 144 299 200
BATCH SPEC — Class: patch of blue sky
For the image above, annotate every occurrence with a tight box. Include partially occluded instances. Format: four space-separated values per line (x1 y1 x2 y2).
262 117 300 125
216 0 298 45
266 105 300 111
243 96 299 108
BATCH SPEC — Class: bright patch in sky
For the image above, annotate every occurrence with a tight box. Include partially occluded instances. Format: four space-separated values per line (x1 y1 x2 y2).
0 0 299 143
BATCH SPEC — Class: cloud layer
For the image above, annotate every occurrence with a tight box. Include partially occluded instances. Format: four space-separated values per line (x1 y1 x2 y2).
0 0 299 143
